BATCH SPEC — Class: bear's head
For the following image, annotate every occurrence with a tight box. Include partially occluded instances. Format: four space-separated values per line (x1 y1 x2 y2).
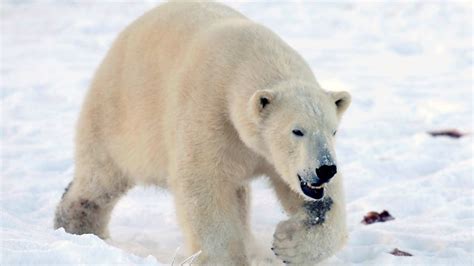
247 83 351 200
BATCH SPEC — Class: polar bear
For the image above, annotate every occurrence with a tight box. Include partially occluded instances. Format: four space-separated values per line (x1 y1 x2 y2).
54 2 351 265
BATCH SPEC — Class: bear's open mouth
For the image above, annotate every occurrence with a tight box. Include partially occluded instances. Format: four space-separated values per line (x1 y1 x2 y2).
298 175 324 200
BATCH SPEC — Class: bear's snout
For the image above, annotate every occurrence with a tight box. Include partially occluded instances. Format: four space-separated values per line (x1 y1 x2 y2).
315 165 337 185
298 164 337 200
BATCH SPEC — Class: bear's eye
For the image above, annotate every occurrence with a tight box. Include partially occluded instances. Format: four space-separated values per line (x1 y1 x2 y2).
292 129 304 137
333 130 337 136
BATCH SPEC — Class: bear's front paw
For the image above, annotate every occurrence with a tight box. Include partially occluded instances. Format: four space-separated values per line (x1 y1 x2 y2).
271 218 319 265
272 218 302 264
271 198 346 265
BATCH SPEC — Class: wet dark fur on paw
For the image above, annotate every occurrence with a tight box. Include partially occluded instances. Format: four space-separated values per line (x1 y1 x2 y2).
54 198 105 238
303 197 333 227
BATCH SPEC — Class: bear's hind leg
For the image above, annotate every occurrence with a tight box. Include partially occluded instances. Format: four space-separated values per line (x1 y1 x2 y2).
54 150 133 239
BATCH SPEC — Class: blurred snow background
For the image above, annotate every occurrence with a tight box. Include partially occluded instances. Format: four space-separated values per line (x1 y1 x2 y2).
1 1 472 265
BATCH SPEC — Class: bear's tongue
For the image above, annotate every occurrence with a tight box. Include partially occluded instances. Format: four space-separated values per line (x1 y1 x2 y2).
299 177 324 200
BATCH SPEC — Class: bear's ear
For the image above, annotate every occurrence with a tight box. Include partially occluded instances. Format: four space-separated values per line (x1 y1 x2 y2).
248 89 275 120
330 91 351 115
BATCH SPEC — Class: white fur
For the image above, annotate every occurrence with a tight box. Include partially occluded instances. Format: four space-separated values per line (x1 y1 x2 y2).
53 2 351 265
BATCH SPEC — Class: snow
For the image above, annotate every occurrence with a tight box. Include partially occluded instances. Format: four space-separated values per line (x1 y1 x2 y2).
1 1 472 265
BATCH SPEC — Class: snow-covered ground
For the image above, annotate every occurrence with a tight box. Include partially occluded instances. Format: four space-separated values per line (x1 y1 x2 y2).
1 1 472 265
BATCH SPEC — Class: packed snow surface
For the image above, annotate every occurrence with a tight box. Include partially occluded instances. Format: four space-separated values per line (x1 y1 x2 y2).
1 1 472 265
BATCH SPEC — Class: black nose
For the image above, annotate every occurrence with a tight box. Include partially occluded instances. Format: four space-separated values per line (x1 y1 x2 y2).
316 165 337 183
